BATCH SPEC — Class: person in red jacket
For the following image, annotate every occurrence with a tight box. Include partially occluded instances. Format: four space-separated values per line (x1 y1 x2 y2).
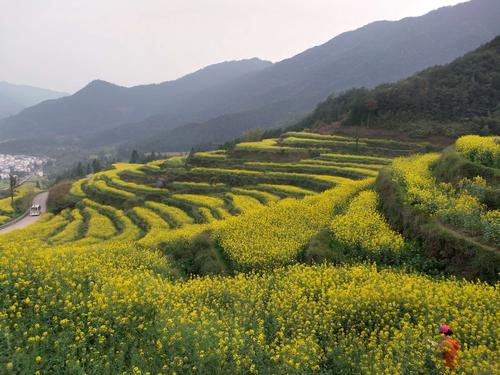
437 325 461 370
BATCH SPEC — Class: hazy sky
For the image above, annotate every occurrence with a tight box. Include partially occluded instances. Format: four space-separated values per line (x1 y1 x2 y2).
1 0 465 93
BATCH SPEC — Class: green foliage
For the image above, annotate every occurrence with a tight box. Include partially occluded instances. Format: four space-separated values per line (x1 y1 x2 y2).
48 180 79 213
455 135 500 168
375 168 500 282
291 36 500 137
166 231 230 276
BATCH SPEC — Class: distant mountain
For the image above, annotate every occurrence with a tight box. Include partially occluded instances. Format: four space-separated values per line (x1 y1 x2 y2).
129 0 500 151
136 107 297 152
0 59 272 146
1 0 500 154
289 35 500 137
0 82 67 119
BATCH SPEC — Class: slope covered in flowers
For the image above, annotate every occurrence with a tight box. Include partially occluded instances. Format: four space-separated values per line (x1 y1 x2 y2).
0 181 40 225
17 132 422 252
0 249 497 374
391 153 499 247
0 132 498 374
455 135 499 168
331 190 404 254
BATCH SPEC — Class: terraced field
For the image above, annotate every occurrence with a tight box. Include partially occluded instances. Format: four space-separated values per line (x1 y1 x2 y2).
18 133 430 248
1 132 498 374
0 181 41 224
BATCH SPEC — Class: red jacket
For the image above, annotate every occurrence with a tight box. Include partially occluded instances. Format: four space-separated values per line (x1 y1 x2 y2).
440 336 460 370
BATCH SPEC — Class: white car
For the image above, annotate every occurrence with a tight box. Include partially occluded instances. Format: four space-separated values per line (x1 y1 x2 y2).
30 204 41 216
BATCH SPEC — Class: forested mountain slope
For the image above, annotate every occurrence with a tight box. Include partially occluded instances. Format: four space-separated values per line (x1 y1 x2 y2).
129 0 500 151
0 59 272 147
290 35 500 138
0 81 67 119
2 0 500 153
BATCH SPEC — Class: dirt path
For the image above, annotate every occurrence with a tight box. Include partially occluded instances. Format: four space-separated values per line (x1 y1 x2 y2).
435 220 499 255
0 191 49 235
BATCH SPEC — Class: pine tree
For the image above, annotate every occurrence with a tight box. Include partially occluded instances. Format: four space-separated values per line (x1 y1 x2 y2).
92 159 102 173
76 162 85 177
130 150 140 164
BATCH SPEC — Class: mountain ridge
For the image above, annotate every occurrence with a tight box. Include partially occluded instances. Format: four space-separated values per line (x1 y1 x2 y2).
126 0 500 151
0 81 68 119
1 0 500 153
0 58 273 144
288 35 500 138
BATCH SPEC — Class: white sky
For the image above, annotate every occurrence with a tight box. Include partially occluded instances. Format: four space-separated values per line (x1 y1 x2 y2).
0 0 465 93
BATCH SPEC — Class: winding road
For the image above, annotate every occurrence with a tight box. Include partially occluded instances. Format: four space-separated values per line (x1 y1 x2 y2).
0 191 49 235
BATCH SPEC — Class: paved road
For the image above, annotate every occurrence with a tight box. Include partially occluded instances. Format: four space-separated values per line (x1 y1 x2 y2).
0 191 49 235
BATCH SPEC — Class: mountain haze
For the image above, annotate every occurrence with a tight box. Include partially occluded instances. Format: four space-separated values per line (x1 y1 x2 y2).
129 0 500 151
0 59 272 146
0 82 67 119
1 0 499 153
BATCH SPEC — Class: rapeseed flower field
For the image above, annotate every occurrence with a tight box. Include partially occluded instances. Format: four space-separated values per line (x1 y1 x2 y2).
0 246 497 374
331 190 404 253
0 132 498 373
455 135 499 168
391 151 500 246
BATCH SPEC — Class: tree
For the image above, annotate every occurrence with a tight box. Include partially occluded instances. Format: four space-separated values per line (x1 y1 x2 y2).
130 150 140 164
186 147 196 165
241 128 265 142
75 162 85 177
365 98 379 129
92 159 102 173
9 173 17 204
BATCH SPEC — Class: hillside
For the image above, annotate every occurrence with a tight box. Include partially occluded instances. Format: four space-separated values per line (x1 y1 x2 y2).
0 81 67 119
0 181 40 224
290 35 500 139
2 0 500 154
0 131 498 373
129 0 500 151
0 59 273 150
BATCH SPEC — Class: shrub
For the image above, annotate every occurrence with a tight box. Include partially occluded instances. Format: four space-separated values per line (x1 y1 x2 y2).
455 135 500 168
48 180 79 213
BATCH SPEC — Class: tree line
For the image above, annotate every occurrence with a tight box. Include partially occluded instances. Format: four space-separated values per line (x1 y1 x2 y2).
289 36 500 138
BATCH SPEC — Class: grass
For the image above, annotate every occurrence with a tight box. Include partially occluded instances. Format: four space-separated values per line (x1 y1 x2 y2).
0 181 40 222
242 161 379 178
229 188 280 204
256 183 316 197
225 193 262 213
300 158 387 170
375 168 500 282
91 179 135 199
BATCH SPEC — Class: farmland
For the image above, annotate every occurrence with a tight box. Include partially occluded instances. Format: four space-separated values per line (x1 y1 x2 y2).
0 132 498 374
0 181 40 225
2 132 427 252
